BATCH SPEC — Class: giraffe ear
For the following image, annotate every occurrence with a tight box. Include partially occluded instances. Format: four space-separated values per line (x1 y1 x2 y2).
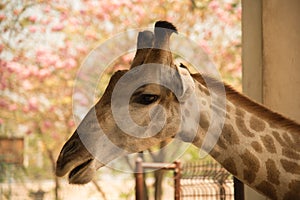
175 64 195 102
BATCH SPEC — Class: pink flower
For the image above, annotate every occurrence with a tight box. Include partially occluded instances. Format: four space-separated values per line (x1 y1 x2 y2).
36 49 59 67
51 132 59 140
225 3 233 11
9 104 18 111
13 9 21 16
237 7 242 20
0 80 7 90
20 67 31 79
43 120 52 129
43 5 51 13
209 0 219 11
0 14 6 21
84 30 98 40
29 26 37 33
55 60 64 69
65 58 77 69
23 106 30 113
76 45 88 54
29 65 39 76
6 61 22 73
216 10 229 24
28 97 39 111
199 41 211 54
48 106 55 112
41 18 51 25
52 24 64 32
0 100 8 108
28 15 37 23
38 69 51 79
26 129 32 135
68 120 75 127
36 49 47 57
22 80 33 90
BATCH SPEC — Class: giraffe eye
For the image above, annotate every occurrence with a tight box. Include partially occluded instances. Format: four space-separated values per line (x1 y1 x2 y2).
134 94 159 105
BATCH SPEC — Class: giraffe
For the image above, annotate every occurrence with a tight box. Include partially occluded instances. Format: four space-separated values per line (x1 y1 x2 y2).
56 21 300 200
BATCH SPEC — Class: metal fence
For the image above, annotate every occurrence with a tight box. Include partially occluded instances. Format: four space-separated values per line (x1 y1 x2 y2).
180 161 234 200
135 158 181 200
135 159 234 200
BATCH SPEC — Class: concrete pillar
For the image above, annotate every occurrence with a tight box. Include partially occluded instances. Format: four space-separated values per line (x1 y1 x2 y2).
242 0 300 199
262 0 300 122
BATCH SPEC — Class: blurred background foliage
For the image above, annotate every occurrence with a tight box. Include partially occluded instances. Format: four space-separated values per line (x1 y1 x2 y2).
0 0 241 199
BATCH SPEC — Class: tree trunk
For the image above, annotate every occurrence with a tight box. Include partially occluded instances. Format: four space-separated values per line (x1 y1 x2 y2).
92 179 107 200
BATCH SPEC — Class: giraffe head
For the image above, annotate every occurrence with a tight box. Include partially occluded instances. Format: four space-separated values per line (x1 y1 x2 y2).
56 21 200 184
55 65 196 184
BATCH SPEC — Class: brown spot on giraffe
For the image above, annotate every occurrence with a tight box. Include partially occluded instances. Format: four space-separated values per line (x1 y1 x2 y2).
283 180 300 200
216 137 227 150
235 108 256 137
251 141 263 153
281 159 300 175
288 131 300 152
236 116 255 137
240 149 260 184
273 131 300 153
266 159 280 185
243 169 256 184
199 112 209 131
282 148 300 160
256 181 277 200
210 148 221 158
222 157 237 176
272 131 287 147
222 124 240 145
210 148 221 159
283 132 293 145
249 115 266 132
261 135 277 154
281 132 300 153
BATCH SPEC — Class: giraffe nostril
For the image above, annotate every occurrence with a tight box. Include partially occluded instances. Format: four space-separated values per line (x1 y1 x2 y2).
62 140 78 156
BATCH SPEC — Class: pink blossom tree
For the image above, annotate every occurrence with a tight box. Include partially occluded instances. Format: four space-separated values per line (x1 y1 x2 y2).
0 0 241 199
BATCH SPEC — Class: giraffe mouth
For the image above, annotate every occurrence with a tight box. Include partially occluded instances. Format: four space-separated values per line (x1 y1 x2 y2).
68 159 94 184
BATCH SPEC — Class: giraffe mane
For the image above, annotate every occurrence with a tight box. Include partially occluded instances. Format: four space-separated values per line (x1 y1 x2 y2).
192 73 300 134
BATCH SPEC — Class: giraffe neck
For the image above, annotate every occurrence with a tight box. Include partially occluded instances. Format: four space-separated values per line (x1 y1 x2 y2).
190 73 300 200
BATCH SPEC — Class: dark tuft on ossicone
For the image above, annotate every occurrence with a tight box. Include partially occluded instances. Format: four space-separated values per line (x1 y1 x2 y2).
155 21 178 33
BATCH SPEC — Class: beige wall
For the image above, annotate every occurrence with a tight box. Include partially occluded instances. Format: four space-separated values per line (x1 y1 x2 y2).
242 0 300 199
263 0 300 123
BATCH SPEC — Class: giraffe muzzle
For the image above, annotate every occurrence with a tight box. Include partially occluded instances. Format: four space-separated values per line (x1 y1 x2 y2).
56 130 103 184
